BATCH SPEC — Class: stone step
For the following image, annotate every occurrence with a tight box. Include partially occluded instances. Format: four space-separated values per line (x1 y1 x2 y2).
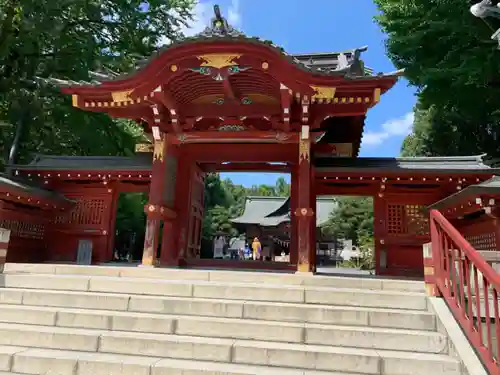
0 306 446 352
0 346 351 375
3 263 425 292
0 274 428 309
0 338 461 374
0 288 436 330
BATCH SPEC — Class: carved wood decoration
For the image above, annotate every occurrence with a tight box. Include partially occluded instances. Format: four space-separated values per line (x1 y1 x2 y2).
153 139 164 162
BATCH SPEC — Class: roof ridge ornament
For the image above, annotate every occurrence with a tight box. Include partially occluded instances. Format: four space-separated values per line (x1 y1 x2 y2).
199 4 243 38
471 1 500 48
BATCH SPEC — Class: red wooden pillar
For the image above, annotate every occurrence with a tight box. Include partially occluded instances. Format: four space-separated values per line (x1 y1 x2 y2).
105 185 120 262
373 196 386 275
171 150 194 263
290 166 298 265
0 226 10 273
141 134 169 266
309 165 317 272
295 127 314 273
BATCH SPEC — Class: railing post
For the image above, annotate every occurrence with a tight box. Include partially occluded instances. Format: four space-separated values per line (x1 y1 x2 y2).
423 241 439 296
0 228 11 274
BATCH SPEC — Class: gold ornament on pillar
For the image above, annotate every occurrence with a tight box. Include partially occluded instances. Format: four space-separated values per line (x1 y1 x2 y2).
294 207 314 217
153 139 164 162
299 139 310 162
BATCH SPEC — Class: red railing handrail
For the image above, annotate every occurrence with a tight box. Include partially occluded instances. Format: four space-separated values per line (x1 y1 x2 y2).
430 209 500 290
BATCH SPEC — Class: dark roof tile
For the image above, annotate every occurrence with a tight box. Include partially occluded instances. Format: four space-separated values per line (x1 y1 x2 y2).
314 154 499 173
428 175 500 210
0 174 73 206
12 154 153 171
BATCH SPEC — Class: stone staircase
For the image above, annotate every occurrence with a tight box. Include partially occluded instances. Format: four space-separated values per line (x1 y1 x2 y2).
0 264 469 375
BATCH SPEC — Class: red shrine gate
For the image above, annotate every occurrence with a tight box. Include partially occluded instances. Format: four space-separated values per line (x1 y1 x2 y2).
4 6 500 277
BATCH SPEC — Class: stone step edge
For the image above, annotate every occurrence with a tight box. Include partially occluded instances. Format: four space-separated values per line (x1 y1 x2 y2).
0 344 461 371
0 345 363 375
0 304 441 335
3 263 425 286
0 322 451 358
1 273 427 297
0 287 429 312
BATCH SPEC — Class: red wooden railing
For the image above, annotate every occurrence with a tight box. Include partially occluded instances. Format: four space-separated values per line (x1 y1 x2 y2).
430 209 500 375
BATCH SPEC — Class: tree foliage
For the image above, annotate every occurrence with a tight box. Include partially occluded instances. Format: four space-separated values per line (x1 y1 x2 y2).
322 197 374 247
0 0 195 168
374 0 500 157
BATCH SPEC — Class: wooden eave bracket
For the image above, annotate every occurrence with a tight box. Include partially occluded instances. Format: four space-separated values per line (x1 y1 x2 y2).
151 86 181 133
280 83 292 131
301 95 310 125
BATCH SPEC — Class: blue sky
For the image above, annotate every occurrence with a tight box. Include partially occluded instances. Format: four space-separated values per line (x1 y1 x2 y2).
183 0 417 186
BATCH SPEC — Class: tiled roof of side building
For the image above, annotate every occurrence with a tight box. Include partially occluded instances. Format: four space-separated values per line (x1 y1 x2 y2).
12 153 154 171
314 154 500 172
428 175 500 210
0 174 73 206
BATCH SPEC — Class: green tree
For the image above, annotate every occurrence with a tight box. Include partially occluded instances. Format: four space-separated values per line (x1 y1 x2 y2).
0 0 195 168
275 176 290 196
374 0 500 157
322 197 374 246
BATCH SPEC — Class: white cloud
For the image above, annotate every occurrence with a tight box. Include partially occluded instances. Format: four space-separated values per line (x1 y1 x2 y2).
362 112 414 147
180 0 242 38
227 0 241 27
179 1 213 37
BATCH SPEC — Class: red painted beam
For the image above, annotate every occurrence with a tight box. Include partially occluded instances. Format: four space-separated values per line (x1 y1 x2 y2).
183 103 281 118
179 143 297 163
171 131 299 144
201 163 290 172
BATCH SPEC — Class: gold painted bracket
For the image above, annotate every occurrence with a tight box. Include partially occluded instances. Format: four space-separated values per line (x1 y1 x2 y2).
197 54 241 69
135 143 154 153
112 90 133 102
153 139 165 162
310 86 336 100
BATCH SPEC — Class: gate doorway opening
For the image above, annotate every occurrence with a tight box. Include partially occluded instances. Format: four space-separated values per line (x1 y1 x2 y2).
316 196 375 275
112 192 148 263
196 170 295 270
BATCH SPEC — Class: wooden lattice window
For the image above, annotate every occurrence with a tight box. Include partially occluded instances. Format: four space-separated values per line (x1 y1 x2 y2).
387 204 429 236
387 205 404 234
466 233 497 251
54 199 105 225
405 205 429 236
0 219 45 240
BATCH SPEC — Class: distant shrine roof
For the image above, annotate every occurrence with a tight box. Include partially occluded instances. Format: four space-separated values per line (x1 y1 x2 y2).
41 4 402 89
231 196 336 227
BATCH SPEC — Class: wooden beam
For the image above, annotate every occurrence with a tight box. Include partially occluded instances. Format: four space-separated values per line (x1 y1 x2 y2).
222 78 238 102
280 83 292 132
300 95 310 125
201 163 290 172
150 86 181 133
183 103 280 118
171 131 299 144
179 143 296 163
